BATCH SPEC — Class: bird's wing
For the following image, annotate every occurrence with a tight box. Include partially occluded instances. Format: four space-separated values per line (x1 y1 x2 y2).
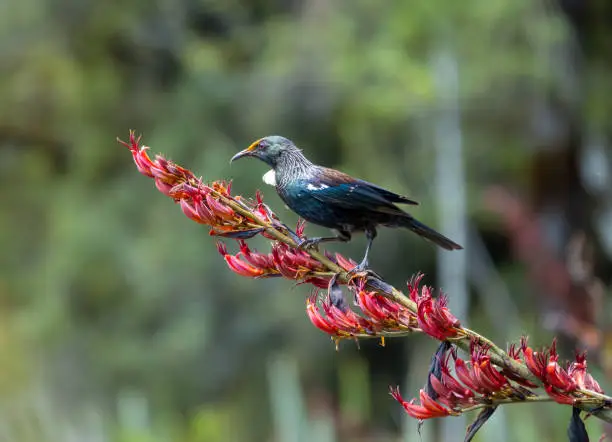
307 168 417 214
359 181 419 205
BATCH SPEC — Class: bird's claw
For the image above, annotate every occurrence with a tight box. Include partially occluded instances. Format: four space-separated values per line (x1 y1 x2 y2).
346 262 368 278
346 262 382 280
297 238 320 251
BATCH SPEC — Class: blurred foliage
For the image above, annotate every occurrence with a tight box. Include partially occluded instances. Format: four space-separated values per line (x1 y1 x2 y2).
1 0 611 441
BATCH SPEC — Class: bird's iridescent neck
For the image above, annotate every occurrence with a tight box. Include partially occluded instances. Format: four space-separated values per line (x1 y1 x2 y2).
275 150 314 183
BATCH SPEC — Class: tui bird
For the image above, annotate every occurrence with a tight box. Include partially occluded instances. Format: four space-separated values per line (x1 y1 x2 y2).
231 136 462 272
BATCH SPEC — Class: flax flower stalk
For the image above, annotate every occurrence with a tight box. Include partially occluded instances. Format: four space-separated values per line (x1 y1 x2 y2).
119 132 612 425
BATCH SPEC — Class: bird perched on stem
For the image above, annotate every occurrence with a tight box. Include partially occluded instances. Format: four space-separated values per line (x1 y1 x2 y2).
231 136 462 272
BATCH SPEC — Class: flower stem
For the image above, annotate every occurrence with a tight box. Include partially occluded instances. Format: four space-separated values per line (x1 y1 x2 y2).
461 395 553 414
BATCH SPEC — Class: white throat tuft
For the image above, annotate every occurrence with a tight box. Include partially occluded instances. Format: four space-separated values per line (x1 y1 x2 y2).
262 169 277 186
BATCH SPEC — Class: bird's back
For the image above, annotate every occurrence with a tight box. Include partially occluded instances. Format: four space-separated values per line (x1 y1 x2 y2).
275 166 418 231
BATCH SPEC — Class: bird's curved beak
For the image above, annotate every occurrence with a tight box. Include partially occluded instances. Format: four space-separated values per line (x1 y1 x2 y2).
230 139 261 164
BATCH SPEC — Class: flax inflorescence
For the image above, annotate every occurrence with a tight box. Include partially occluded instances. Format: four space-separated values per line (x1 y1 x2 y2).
119 132 612 438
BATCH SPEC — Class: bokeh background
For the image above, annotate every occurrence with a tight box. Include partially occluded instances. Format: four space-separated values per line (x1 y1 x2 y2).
2 0 612 441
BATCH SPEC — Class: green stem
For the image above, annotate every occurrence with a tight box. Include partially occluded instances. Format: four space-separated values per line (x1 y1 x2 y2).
461 395 553 414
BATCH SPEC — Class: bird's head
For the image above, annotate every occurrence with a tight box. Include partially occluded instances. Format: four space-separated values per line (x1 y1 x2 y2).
230 135 299 169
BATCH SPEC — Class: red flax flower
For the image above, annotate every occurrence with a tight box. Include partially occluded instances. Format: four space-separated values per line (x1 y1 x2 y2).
334 253 359 272
521 338 586 404
306 277 422 342
119 132 197 197
272 242 324 278
453 343 509 396
568 352 604 394
428 352 475 409
252 190 296 241
271 242 332 288
119 131 277 240
216 242 278 278
352 279 416 329
391 342 524 420
407 274 460 340
503 340 539 388
306 280 376 344
390 387 455 419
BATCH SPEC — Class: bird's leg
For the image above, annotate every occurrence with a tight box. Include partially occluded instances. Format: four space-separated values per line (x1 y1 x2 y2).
297 230 351 251
349 228 377 274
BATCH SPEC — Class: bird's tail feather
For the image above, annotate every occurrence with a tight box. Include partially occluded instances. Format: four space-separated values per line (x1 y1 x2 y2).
402 218 463 251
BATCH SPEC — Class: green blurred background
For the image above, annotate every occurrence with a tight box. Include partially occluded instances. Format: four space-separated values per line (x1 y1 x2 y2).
1 0 612 441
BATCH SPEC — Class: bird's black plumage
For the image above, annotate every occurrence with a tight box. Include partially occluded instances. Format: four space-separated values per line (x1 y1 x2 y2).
231 136 462 271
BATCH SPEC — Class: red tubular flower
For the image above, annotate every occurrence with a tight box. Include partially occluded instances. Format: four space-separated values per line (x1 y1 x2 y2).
306 293 338 335
154 178 175 196
521 338 547 381
120 133 278 241
521 338 582 403
120 133 196 189
295 219 307 239
428 374 475 409
353 279 415 329
305 288 374 339
320 299 363 335
149 156 177 183
253 191 301 241
427 353 476 409
132 147 156 177
568 352 604 393
544 385 575 405
212 180 232 196
217 242 278 278
205 193 236 222
253 190 276 223
169 181 206 200
119 133 155 178
179 198 216 225
451 344 508 397
502 341 538 388
453 356 483 394
390 387 454 419
179 199 203 224
154 155 194 184
469 344 509 394
334 253 359 272
391 343 520 420
545 350 577 393
272 243 325 280
238 240 276 269
303 277 333 289
217 242 264 277
438 356 476 404
523 339 577 392
408 276 460 340
174 185 227 226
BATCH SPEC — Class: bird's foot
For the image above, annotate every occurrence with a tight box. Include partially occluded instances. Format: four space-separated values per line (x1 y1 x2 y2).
347 260 369 277
346 260 382 280
297 237 321 251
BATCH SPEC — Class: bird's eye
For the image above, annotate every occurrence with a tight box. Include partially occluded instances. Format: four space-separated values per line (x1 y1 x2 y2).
258 140 269 149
